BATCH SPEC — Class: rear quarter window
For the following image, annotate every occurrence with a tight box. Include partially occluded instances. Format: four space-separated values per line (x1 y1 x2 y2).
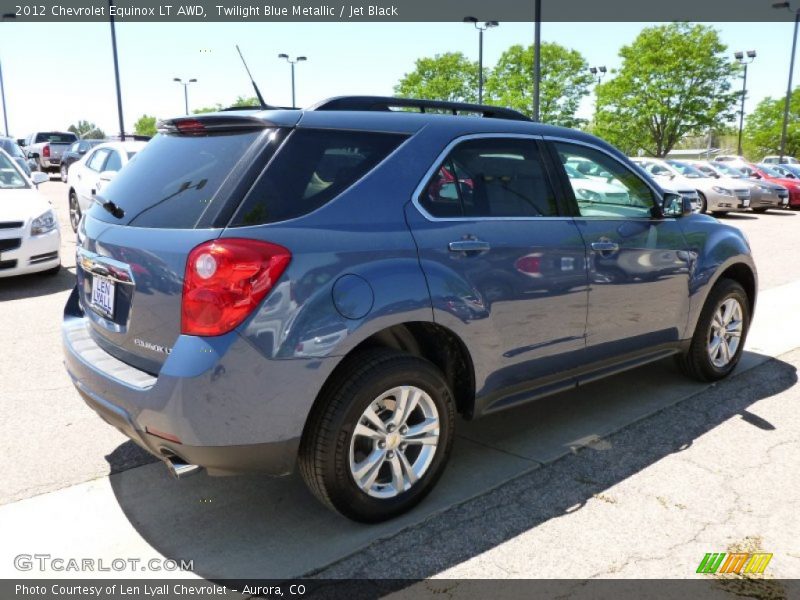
230 129 407 226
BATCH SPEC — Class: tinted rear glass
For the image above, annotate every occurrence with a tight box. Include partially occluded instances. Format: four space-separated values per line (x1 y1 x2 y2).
230 129 407 226
35 132 78 144
88 131 262 228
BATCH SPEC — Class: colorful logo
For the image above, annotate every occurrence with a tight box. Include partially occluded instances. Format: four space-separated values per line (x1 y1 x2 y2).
697 552 773 575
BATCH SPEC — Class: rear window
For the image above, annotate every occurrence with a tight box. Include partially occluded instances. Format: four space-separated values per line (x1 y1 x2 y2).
34 132 77 144
230 129 407 226
88 130 264 228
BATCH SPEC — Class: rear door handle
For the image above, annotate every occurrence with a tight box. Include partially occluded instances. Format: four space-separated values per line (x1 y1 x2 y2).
448 240 491 253
591 241 620 253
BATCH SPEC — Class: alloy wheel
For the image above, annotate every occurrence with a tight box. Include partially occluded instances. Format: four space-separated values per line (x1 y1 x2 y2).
69 194 81 232
348 385 440 499
707 297 743 368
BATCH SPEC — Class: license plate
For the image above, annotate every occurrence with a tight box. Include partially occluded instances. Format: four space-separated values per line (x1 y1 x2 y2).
91 276 116 319
782 198 789 206
742 199 750 207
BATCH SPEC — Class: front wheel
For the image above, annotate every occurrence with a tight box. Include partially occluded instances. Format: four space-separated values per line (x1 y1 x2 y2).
697 192 708 214
676 279 750 382
299 349 455 522
60 164 68 183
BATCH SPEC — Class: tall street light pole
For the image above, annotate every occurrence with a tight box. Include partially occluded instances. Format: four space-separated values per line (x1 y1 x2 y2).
533 0 541 121
588 65 607 86
278 54 307 109
734 50 756 157
108 0 126 141
588 66 606 125
773 2 799 162
0 12 16 137
173 78 197 115
464 17 499 105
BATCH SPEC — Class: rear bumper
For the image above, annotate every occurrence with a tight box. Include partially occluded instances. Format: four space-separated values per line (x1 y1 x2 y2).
62 286 335 476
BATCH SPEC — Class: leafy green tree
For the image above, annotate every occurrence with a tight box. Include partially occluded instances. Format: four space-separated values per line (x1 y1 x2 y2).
394 52 479 103
594 23 739 157
68 120 105 139
485 43 592 126
133 114 157 137
743 88 800 160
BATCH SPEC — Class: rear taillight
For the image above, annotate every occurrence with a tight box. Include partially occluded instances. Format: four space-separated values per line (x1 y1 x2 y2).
181 238 291 336
42 144 50 158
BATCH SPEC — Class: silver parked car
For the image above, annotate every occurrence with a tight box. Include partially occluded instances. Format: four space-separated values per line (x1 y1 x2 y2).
634 157 750 215
690 160 789 212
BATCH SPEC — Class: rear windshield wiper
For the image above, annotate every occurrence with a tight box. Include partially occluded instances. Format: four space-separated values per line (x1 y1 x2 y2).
100 198 125 219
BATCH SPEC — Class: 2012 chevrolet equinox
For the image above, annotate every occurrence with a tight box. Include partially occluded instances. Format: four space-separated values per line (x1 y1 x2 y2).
63 97 756 522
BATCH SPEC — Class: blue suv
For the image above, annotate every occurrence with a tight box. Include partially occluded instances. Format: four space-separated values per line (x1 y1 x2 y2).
63 97 756 522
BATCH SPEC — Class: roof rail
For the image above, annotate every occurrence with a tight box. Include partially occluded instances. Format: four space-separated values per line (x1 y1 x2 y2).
309 96 531 122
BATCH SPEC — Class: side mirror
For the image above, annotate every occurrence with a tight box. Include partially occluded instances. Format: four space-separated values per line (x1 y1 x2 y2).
661 192 693 217
78 149 87 155
30 172 49 187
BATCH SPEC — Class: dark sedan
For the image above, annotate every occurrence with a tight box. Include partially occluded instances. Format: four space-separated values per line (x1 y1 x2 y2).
59 139 105 182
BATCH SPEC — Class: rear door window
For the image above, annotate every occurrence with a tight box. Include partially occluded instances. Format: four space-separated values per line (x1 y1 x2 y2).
87 149 110 171
88 130 265 228
230 129 407 226
420 137 559 218
104 151 123 172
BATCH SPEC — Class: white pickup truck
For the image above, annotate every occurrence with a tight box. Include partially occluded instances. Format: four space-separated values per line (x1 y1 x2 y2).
22 131 79 173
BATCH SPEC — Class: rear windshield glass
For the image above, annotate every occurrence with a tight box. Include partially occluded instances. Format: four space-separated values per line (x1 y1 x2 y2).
230 129 407 226
88 131 263 228
35 132 78 144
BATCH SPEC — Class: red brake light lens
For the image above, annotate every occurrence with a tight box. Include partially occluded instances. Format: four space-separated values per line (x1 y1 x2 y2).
174 119 207 134
181 239 291 336
42 144 50 158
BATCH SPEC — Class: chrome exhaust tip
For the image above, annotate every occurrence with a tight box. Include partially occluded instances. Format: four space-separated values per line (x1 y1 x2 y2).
164 456 202 479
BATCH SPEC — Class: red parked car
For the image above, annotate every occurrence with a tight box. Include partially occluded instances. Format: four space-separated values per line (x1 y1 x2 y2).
741 163 800 208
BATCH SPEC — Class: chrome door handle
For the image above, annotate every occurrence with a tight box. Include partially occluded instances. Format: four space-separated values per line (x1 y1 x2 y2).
591 241 620 253
448 240 491 253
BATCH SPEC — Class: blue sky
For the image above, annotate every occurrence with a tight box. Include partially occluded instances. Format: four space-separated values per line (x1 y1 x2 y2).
0 21 788 136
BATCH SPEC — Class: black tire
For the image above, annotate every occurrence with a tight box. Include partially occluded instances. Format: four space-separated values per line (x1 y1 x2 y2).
698 192 708 214
752 208 768 214
60 164 68 183
299 348 455 523
69 191 81 233
676 278 750 382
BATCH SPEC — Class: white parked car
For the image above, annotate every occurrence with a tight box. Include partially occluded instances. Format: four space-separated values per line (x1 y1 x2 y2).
762 155 799 165
0 149 61 278
628 157 701 212
563 162 631 204
66 141 147 232
713 155 749 168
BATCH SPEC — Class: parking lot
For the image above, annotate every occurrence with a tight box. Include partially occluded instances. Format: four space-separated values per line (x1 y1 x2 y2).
1 177 799 582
